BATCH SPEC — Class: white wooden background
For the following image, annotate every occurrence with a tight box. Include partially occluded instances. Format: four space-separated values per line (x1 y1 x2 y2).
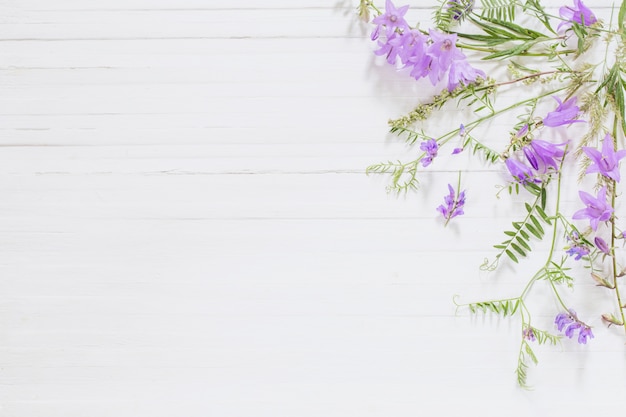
2 1 626 416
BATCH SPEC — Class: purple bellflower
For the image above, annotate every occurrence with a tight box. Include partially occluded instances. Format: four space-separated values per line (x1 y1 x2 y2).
523 139 567 172
437 183 466 224
572 186 613 231
555 309 593 344
558 0 597 30
542 96 584 127
372 0 410 39
594 236 611 255
583 134 626 182
505 158 539 185
374 34 403 65
447 57 486 91
392 29 427 66
420 138 439 167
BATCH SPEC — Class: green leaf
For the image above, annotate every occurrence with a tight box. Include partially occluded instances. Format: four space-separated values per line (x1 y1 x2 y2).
620 0 626 40
516 236 531 251
511 242 526 257
526 223 541 239
530 215 544 234
483 40 540 60
504 231 516 237
479 0 518 21
524 202 532 213
506 249 519 263
535 205 551 224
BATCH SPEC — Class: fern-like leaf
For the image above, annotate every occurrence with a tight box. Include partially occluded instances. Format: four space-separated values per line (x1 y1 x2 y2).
479 0 517 21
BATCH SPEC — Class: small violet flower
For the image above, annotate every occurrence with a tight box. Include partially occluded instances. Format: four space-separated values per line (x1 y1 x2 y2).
555 309 593 344
420 138 439 167
437 183 466 224
542 96 585 127
558 0 597 30
371 0 410 39
565 230 590 260
566 245 590 260
452 124 465 155
583 133 626 182
572 186 613 231
522 326 536 342
447 0 474 21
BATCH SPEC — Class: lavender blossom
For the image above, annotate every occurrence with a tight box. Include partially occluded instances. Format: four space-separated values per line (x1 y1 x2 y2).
558 0 597 30
447 57 486 91
426 30 464 85
522 326 536 342
555 309 594 344
565 230 590 260
542 96 584 127
583 134 626 182
437 183 466 224
420 138 439 167
372 0 410 39
572 186 613 231
566 245 590 260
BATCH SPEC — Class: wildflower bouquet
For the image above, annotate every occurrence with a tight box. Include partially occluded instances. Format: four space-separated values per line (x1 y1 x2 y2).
358 0 626 386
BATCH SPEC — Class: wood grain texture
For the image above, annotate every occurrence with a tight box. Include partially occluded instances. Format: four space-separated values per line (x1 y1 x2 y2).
1 1 625 416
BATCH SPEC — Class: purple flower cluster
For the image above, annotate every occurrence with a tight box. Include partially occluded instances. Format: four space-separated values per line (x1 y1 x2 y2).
420 138 439 167
558 0 597 31
565 230 590 260
572 134 623 257
371 1 485 91
437 183 466 223
555 309 594 344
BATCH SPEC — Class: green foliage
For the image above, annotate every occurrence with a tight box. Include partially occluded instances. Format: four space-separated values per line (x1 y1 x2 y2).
479 0 517 22
542 259 574 288
433 0 475 30
596 63 626 136
464 134 502 164
516 328 560 387
483 186 552 269
467 298 521 316
366 160 419 194
388 126 430 146
522 0 555 34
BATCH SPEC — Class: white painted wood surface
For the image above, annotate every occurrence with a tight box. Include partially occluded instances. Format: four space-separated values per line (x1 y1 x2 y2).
2 1 625 415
